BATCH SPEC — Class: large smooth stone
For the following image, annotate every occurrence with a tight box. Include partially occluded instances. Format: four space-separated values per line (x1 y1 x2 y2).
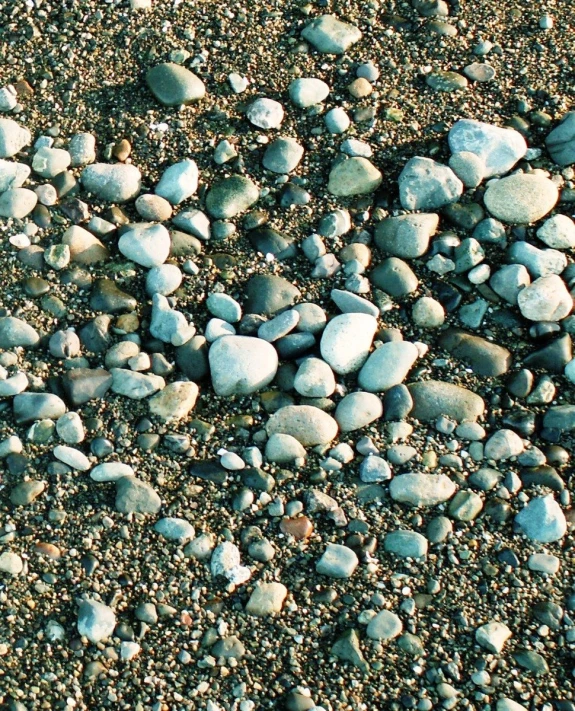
408 380 485 422
301 14 362 54
327 157 382 196
146 63 206 106
484 173 558 224
118 223 171 268
209 335 278 396
358 341 419 392
320 313 377 375
389 472 456 507
81 163 142 203
448 119 527 177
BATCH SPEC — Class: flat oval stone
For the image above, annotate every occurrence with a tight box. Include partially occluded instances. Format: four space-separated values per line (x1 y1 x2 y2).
115 476 161 514
244 274 301 316
0 188 38 218
146 63 206 106
316 543 358 578
245 582 288 616
358 341 419 392
155 159 199 205
13 393 66 423
484 173 559 224
266 405 338 446
301 15 362 54
375 213 439 259
91 462 134 482
438 328 512 376
328 157 382 196
545 111 575 166
81 163 142 203
384 530 428 558
205 176 259 219
262 137 304 174
366 610 403 640
408 380 485 422
148 381 199 421
334 391 383 431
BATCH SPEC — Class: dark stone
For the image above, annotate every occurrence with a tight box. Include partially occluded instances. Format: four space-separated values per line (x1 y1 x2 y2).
190 460 227 484
61 368 113 405
79 315 112 353
497 548 520 567
543 405 575 432
17 245 44 270
369 258 418 297
52 170 78 198
512 649 549 675
442 202 484 229
248 227 297 260
435 282 462 311
279 183 311 207
523 334 572 373
169 230 202 258
90 278 137 313
240 467 275 492
533 600 563 630
439 328 512 377
383 384 413 420
507 369 534 398
501 408 536 437
275 332 315 359
23 276 50 297
60 267 93 289
244 275 301 316
546 111 575 166
520 465 564 491
175 335 209 380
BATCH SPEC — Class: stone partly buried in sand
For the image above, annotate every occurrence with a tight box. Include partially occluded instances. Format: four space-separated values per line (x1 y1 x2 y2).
483 172 558 223
115 476 162 515
266 405 339 446
545 111 575 166
327 156 382 196
146 62 206 106
438 328 512 376
77 600 116 644
245 582 288 616
408 380 485 422
301 14 362 54
389 472 456 507
205 175 259 218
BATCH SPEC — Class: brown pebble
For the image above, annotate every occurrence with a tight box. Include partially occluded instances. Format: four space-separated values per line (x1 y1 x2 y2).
348 77 373 98
15 79 34 97
280 516 313 540
113 139 132 161
34 542 62 559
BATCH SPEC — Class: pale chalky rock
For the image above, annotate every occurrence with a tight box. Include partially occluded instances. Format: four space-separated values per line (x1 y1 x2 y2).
118 223 171 268
514 495 567 542
13 393 66 423
536 214 575 249
0 188 38 218
91 462 134 482
496 700 528 711
246 98 284 129
0 372 28 397
0 159 31 191
517 275 573 322
294 357 336 398
0 118 31 158
475 621 512 654
367 610 403 641
154 517 195 543
358 341 419 392
301 15 362 54
53 445 91 471
0 551 23 576
266 405 338 446
316 543 358 578
484 429 524 460
155 159 198 205
265 433 307 464
148 381 199 420
328 157 382 196
69 132 96 167
320 313 377 374
146 264 183 296
0 316 40 349
211 541 251 585
484 173 558 223
209 335 278 396
81 163 142 203
448 119 527 177
110 369 165 399
389 472 456 507
335 392 383 431
399 157 463 210
32 146 71 178
77 600 116 644
288 78 330 107
150 293 194 346
146 62 206 105
384 530 428 558
246 582 288 616
205 176 259 218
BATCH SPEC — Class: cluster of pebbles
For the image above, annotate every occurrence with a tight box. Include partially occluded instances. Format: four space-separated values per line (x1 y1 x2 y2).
0 2 575 711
